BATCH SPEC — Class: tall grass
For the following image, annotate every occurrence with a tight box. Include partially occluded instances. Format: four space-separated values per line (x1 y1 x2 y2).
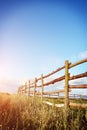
0 93 87 130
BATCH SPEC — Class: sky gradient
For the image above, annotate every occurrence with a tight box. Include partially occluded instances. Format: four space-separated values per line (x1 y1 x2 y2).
0 0 87 93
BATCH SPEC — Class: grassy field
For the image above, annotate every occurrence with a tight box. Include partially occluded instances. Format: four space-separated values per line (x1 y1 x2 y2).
0 93 87 130
43 96 87 104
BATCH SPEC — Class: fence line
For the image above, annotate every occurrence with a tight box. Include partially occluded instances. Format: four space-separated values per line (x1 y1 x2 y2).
18 58 87 109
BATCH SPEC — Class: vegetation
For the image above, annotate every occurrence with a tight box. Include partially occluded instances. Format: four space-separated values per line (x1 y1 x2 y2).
43 97 87 104
0 93 87 130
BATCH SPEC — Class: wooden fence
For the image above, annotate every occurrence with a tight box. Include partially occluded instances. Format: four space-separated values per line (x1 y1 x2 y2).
18 58 87 110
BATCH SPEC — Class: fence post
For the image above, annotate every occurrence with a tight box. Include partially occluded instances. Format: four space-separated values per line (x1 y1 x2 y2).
28 80 30 97
33 78 37 98
25 82 27 94
65 60 69 110
41 74 44 102
64 60 69 129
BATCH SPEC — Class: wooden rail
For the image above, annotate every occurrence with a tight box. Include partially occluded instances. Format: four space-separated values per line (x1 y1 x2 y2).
18 72 87 90
37 65 65 80
69 72 87 80
69 58 87 68
69 84 87 89
18 58 87 109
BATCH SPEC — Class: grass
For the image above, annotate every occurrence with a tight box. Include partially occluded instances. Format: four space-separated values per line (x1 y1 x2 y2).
43 97 87 104
0 93 87 130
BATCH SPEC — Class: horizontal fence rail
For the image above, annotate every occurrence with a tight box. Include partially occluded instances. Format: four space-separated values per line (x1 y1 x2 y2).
18 58 87 109
69 84 87 89
36 65 65 81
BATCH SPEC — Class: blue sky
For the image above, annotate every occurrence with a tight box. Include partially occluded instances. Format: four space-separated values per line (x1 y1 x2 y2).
0 0 87 93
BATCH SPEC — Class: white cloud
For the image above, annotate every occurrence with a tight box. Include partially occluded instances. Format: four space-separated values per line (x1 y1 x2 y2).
70 50 87 63
79 51 87 59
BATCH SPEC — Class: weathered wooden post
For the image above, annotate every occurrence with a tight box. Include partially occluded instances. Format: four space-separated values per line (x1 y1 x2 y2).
64 60 69 129
41 74 44 102
65 60 69 110
33 78 37 98
25 82 27 94
28 80 30 97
